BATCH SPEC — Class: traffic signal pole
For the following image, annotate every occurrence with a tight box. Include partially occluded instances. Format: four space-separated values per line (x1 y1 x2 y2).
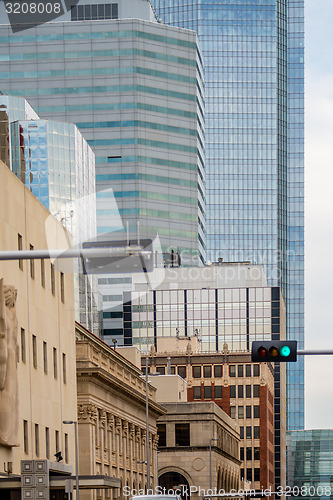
297 350 333 355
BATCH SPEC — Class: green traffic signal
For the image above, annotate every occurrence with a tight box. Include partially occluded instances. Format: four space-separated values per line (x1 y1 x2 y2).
280 345 291 357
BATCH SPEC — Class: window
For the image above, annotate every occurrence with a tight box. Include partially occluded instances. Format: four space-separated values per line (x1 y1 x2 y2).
53 348 57 379
65 433 69 463
41 259 45 287
254 426 260 439
24 420 28 454
156 366 165 375
18 234 23 270
238 385 244 398
246 426 252 439
230 406 236 419
240 426 244 439
240 447 244 461
43 341 48 373
60 272 64 303
230 385 236 398
246 406 251 419
246 385 251 398
238 406 244 419
51 264 55 295
203 366 212 378
253 365 260 377
62 353 67 383
214 365 222 377
193 366 201 378
254 406 260 418
254 468 260 482
246 469 252 482
246 447 252 460
238 365 244 377
254 447 260 460
253 385 260 397
175 423 190 446
30 244 35 279
71 3 118 21
21 328 26 363
55 430 59 453
178 366 186 378
35 424 39 456
229 365 236 377
157 424 166 447
45 427 50 459
246 365 251 377
32 335 37 369
204 385 212 399
171 366 176 374
193 386 201 400
214 385 222 398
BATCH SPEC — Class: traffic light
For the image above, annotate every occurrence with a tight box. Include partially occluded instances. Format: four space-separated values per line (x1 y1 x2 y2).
251 340 297 362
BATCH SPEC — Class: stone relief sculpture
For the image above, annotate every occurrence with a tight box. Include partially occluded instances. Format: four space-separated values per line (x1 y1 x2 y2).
0 278 19 447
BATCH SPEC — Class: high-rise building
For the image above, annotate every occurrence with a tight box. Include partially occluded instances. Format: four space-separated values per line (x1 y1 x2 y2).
0 0 206 340
0 95 99 333
152 0 305 430
287 430 333 500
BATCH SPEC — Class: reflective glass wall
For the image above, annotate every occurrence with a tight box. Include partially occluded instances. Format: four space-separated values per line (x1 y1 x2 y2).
153 0 304 430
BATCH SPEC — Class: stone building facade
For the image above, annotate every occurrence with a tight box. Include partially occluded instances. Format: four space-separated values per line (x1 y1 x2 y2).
0 159 77 499
156 401 240 500
76 323 165 500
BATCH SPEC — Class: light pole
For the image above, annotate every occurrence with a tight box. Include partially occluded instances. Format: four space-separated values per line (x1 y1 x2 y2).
209 437 219 492
63 420 79 500
145 356 151 492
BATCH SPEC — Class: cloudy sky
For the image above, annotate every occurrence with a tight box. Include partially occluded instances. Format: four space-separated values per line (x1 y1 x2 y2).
304 0 333 428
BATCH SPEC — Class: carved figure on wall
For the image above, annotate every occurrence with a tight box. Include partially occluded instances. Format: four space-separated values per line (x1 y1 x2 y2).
0 279 19 447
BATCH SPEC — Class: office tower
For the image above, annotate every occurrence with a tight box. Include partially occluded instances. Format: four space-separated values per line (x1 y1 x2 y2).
287 430 333 500
152 0 305 431
0 0 206 341
0 95 99 333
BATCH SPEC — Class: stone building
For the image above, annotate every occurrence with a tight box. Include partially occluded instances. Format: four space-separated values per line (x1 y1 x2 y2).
156 401 240 500
76 322 165 500
0 159 77 498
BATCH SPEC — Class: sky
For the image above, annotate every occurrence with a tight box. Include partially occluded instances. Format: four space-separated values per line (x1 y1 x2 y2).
304 0 333 429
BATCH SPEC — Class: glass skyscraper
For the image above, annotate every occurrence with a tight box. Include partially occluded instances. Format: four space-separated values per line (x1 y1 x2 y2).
287 430 333 499
0 0 206 344
152 0 304 430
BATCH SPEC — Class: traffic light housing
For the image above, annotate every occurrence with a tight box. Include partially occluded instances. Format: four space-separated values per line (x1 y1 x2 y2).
251 340 297 362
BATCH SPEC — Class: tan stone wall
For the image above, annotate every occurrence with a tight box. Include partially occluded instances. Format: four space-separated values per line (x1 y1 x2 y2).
0 161 76 474
76 323 165 500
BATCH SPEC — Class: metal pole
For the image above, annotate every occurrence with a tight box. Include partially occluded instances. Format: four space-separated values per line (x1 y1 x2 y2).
63 420 79 500
297 350 333 355
0 246 148 261
146 356 150 491
209 438 218 493
209 439 212 492
74 421 80 500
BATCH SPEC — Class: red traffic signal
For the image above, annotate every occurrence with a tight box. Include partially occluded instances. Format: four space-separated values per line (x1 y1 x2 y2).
251 341 297 362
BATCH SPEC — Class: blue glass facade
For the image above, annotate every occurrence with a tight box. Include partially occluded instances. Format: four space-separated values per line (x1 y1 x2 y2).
287 430 333 498
153 0 304 430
